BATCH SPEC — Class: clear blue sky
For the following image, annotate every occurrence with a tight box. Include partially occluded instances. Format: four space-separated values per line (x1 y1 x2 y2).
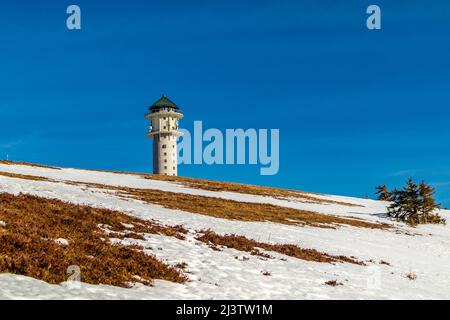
1 1 450 205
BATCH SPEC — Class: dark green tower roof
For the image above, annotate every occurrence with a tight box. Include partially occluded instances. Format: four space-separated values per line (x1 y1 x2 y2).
149 95 179 111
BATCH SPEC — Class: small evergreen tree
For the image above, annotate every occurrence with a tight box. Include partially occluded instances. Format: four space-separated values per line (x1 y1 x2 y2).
375 185 392 201
386 178 445 226
417 180 444 224
388 178 420 224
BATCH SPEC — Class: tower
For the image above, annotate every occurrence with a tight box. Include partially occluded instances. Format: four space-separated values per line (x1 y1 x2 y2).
145 95 184 176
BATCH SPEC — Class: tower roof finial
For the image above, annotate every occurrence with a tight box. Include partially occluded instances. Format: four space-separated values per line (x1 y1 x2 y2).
149 95 179 111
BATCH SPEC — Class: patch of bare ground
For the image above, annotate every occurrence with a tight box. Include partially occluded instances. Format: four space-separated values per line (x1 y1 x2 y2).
0 160 60 170
145 174 362 207
196 230 365 265
0 193 187 287
0 171 389 230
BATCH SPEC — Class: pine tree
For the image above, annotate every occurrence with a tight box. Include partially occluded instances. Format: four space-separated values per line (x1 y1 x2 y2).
417 181 443 224
402 178 421 225
386 178 445 226
388 185 413 223
375 185 392 201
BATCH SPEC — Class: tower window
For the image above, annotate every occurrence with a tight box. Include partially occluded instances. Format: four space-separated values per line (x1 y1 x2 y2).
162 145 166 149
164 159 167 163
164 152 167 156
173 167 175 170
164 166 167 170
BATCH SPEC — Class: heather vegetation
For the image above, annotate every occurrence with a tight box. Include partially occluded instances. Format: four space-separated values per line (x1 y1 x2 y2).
196 230 365 265
0 170 389 230
147 174 362 207
0 193 188 287
120 186 387 230
2 159 362 207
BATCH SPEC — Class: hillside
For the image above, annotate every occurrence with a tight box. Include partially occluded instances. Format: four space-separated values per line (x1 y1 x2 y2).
0 161 449 299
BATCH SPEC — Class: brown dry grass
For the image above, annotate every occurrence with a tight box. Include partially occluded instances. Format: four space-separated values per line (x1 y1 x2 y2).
324 280 343 286
0 160 60 170
175 262 188 270
60 165 361 207
146 174 362 207
0 171 389 230
0 171 52 182
117 186 386 230
379 260 391 266
0 160 362 206
405 272 417 280
196 230 365 265
0 193 187 287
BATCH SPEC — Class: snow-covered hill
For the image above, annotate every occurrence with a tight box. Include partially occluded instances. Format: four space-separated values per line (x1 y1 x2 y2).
0 162 449 300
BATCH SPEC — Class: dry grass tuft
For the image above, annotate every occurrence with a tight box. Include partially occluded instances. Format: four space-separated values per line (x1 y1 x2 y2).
0 193 187 287
405 272 417 280
324 280 343 286
196 230 365 265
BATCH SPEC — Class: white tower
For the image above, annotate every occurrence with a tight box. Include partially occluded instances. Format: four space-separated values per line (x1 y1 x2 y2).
145 95 184 176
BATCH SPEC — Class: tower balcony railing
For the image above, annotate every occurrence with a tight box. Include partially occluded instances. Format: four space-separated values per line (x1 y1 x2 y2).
147 129 184 137
145 109 183 119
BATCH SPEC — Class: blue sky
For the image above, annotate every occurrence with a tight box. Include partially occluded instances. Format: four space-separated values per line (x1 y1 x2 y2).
1 1 450 205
